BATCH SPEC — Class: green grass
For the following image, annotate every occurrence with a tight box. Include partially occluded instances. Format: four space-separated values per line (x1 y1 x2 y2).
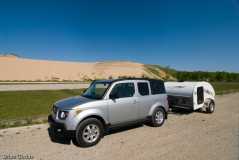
211 82 239 95
0 89 84 128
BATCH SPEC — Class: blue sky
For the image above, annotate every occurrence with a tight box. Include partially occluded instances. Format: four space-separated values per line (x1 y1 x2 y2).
0 0 239 72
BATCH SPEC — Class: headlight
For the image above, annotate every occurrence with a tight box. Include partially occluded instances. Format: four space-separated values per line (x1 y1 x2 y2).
58 110 69 120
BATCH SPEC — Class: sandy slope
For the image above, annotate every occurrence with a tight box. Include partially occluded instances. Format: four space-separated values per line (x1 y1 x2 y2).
0 93 238 160
0 55 164 81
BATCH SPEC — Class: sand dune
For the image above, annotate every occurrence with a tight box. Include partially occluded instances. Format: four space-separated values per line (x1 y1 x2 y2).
0 55 166 81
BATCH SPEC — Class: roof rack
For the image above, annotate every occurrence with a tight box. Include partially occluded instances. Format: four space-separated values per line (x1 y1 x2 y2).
110 78 164 83
91 78 164 84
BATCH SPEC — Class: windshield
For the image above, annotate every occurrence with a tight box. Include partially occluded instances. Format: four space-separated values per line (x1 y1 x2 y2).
82 82 111 99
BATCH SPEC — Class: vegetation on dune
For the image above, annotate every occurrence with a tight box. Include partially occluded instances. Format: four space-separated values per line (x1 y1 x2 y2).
144 65 175 80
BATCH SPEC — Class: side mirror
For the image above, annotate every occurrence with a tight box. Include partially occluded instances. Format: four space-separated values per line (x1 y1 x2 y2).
109 93 118 99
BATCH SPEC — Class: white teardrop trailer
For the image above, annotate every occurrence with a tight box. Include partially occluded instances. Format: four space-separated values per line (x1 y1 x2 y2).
165 81 215 113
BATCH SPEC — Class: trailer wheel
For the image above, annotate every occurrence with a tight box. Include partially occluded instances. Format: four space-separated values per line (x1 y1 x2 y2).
206 101 215 113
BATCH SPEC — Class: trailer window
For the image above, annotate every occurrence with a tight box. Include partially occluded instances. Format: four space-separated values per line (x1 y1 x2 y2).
137 82 149 96
150 80 166 94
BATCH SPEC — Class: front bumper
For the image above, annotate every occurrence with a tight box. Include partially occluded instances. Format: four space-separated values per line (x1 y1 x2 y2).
48 115 74 137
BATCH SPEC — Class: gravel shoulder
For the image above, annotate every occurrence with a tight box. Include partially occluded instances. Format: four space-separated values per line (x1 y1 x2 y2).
0 93 239 160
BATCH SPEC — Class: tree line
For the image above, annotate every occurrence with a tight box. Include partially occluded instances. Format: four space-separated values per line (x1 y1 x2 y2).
154 65 239 82
175 71 239 82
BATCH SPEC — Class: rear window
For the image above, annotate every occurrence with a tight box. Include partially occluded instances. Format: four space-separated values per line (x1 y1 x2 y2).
137 82 149 96
150 80 165 94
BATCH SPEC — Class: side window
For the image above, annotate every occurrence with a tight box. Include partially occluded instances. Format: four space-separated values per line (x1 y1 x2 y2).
110 83 135 98
150 80 166 95
137 82 149 96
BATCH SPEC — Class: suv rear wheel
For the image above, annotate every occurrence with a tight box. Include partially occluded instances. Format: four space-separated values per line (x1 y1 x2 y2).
150 107 166 127
73 118 104 147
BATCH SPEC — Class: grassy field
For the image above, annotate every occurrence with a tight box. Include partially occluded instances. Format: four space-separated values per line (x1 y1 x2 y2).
211 82 239 94
0 89 84 128
0 82 239 128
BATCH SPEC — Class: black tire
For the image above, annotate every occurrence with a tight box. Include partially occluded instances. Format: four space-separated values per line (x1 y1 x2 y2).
206 101 215 114
150 107 166 127
73 118 104 147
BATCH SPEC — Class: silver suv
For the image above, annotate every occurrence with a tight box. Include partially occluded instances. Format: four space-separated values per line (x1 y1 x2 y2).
48 79 169 147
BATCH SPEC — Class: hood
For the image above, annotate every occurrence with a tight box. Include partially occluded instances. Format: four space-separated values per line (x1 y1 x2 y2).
54 96 94 110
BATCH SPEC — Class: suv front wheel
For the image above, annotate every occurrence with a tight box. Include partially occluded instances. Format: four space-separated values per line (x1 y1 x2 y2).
150 107 166 127
73 118 104 147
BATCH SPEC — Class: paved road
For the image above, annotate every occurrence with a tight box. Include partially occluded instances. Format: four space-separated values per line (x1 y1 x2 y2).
0 93 238 160
0 83 89 91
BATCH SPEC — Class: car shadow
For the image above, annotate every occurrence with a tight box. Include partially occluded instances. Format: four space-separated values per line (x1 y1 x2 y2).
168 107 194 115
47 127 72 145
105 123 143 136
47 123 144 146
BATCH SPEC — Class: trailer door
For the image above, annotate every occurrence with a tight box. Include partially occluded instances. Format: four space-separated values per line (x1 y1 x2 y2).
197 87 204 104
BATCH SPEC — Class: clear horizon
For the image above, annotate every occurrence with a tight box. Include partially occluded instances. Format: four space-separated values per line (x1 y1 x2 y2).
0 0 239 72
